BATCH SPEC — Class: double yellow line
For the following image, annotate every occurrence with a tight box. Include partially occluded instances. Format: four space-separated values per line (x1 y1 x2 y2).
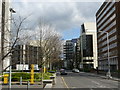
61 77 69 90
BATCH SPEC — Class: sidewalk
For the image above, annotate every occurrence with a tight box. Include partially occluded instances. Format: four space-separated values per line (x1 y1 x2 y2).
2 84 43 88
81 72 120 82
0 81 42 85
52 75 65 88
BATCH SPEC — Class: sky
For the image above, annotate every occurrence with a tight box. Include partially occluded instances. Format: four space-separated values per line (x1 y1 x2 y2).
11 0 104 40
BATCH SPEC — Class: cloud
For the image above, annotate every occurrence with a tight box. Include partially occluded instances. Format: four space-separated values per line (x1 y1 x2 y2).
12 1 102 34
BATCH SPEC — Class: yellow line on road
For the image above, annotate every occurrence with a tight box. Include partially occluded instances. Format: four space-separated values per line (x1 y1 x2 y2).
61 77 69 90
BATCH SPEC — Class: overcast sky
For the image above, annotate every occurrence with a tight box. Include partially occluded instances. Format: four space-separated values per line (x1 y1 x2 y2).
11 0 104 40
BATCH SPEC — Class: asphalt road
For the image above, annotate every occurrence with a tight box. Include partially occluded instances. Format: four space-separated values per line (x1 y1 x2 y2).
61 72 119 89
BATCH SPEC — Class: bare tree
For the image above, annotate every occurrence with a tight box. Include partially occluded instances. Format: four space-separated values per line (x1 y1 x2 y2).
0 15 32 71
34 21 63 70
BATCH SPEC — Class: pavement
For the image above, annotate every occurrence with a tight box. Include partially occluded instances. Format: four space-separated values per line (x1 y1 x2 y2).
61 71 119 89
2 84 43 88
52 74 66 88
1 82 43 89
83 72 120 82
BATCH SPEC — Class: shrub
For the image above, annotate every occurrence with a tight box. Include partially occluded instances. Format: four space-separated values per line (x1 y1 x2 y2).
12 72 30 81
11 72 53 81
34 73 40 79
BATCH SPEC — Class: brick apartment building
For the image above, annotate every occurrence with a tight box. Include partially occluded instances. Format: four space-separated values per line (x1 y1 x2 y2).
96 0 120 71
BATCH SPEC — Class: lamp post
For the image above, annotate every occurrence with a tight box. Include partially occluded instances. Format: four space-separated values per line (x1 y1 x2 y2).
98 30 112 78
9 8 16 89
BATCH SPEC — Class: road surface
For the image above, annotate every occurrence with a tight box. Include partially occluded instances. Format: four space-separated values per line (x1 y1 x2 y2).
61 72 119 89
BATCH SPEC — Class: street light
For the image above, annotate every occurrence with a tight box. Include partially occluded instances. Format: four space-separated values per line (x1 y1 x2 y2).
9 8 16 89
98 30 112 79
10 8 16 13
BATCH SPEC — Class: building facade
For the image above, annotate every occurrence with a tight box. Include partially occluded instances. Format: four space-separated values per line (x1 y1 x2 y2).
63 40 74 69
0 0 2 72
96 1 120 71
11 45 41 70
80 22 98 69
63 38 80 69
0 0 11 70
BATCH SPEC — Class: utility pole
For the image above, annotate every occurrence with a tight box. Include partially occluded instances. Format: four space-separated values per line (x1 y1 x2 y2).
9 8 16 89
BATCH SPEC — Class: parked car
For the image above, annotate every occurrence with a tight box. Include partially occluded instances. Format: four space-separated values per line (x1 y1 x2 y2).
60 69 67 75
48 70 56 73
72 69 80 73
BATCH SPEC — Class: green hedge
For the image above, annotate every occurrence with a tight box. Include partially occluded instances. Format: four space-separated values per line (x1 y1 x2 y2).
12 72 30 81
1 72 53 82
11 72 53 81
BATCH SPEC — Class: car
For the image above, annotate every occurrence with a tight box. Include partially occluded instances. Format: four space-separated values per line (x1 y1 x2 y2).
48 70 56 73
72 69 80 73
60 69 67 75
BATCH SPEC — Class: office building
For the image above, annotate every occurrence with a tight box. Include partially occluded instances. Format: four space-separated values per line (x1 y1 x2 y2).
80 22 98 69
11 44 41 70
63 38 80 69
96 1 120 71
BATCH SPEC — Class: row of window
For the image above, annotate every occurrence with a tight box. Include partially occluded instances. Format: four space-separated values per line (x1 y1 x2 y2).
100 52 108 58
97 1 110 18
109 42 117 49
98 35 107 42
109 49 118 56
101 41 107 47
109 28 116 36
98 13 116 28
101 46 108 52
98 20 116 37
97 2 115 22
97 0 116 17
99 41 117 52
99 58 118 65
98 28 116 43
99 34 117 45
109 35 117 42
99 34 116 46
99 49 117 58
98 19 116 32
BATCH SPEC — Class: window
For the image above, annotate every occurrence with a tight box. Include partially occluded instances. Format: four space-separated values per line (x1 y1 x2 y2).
98 20 116 37
97 2 115 22
83 35 93 57
98 13 116 28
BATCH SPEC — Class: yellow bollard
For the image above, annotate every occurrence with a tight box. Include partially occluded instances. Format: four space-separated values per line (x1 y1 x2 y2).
4 74 9 84
44 67 46 73
30 64 34 84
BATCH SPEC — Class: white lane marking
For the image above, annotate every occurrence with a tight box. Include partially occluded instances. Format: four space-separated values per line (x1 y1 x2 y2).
91 80 107 88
